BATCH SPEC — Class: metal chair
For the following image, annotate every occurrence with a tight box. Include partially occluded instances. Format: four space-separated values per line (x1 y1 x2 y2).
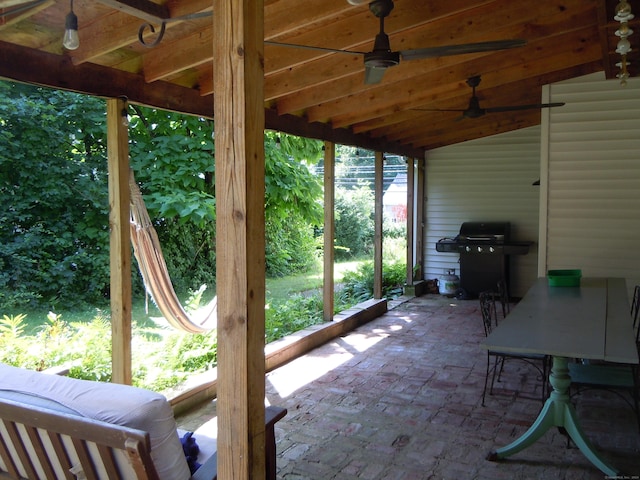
568 362 639 432
568 284 640 431
632 284 640 346
495 278 511 320
479 291 549 406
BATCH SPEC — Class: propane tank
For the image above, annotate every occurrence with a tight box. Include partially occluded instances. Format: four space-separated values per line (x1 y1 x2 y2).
438 269 460 296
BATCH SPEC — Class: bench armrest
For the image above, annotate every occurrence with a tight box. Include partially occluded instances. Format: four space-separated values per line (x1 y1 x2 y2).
190 406 287 480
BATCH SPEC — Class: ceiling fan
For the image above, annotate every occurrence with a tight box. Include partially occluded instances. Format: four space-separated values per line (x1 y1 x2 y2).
415 75 565 119
265 0 526 85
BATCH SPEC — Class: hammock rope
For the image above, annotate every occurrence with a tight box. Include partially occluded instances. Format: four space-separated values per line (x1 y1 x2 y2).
129 170 217 334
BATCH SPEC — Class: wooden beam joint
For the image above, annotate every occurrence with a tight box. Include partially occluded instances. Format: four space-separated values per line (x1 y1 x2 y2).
94 0 169 23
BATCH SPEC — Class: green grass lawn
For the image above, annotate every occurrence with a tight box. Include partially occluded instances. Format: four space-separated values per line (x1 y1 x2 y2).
266 260 361 299
7 260 364 333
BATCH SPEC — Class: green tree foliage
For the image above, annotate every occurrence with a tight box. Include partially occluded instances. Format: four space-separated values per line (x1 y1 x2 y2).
334 186 375 260
0 82 110 308
264 131 323 276
127 106 218 291
0 81 325 309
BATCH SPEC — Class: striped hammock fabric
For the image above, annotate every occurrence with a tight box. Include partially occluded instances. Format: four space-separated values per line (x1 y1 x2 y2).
129 170 217 333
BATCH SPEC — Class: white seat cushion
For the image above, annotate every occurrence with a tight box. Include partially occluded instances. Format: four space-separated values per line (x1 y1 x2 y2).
0 363 190 480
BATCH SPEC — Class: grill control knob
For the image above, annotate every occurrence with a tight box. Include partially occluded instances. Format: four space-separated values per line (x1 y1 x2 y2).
465 246 471 252
489 246 495 253
477 246 483 253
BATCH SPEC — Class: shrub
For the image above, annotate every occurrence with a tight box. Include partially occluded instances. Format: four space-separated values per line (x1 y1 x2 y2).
265 294 324 343
338 259 406 304
334 186 374 260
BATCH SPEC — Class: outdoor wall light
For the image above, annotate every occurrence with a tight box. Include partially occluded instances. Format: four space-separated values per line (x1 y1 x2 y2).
63 0 79 50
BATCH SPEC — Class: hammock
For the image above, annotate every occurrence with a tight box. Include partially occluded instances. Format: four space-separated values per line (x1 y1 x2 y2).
129 170 217 334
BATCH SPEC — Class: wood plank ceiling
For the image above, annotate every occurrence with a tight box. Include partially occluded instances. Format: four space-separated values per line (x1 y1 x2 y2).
0 0 637 157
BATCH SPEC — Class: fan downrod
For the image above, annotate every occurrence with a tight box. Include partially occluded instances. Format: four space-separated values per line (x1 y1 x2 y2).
363 0 399 68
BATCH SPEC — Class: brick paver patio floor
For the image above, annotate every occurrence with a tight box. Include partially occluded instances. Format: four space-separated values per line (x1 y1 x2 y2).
179 294 640 479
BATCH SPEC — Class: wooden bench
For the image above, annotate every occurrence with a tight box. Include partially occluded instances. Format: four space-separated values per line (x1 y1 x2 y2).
0 364 286 479
0 398 286 480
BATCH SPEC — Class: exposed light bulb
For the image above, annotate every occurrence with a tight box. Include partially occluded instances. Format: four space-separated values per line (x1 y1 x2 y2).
63 1 79 50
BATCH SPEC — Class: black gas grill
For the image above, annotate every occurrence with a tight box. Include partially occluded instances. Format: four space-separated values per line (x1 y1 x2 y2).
436 221 532 297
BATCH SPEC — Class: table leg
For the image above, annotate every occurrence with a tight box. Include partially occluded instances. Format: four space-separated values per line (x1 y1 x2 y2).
487 356 619 476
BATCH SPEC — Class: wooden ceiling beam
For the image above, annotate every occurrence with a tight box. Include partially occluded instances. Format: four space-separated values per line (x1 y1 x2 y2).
142 0 362 84
94 0 169 24
0 39 212 114
265 109 424 158
0 0 37 6
265 0 359 40
69 11 142 64
143 23 212 83
0 0 53 28
417 111 541 151
0 39 423 158
70 1 213 65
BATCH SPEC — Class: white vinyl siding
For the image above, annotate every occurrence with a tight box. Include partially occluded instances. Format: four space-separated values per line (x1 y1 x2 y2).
542 72 640 290
422 72 640 300
424 127 541 297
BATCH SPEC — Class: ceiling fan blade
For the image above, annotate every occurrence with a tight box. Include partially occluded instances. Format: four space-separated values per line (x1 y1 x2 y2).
264 41 366 56
484 102 565 113
400 39 526 61
413 108 466 113
365 66 387 85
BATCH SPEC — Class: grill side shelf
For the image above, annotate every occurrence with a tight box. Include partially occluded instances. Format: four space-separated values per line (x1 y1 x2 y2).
435 240 459 252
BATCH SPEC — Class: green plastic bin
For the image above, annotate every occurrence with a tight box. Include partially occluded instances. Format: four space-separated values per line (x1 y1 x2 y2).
547 269 582 287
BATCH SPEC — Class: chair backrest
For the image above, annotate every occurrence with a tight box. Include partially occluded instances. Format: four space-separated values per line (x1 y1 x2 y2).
479 291 497 337
631 285 640 349
0 397 160 479
496 279 510 318
631 285 639 323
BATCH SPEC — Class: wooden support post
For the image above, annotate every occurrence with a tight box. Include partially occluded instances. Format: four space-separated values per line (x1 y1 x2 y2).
406 157 415 286
323 142 335 322
213 1 266 479
374 151 384 299
106 97 132 385
415 157 425 280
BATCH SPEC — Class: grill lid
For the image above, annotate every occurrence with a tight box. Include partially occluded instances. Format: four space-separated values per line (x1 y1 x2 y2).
457 221 511 243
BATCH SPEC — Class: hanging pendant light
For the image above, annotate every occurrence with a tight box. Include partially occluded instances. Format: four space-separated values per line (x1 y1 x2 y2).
63 0 79 50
